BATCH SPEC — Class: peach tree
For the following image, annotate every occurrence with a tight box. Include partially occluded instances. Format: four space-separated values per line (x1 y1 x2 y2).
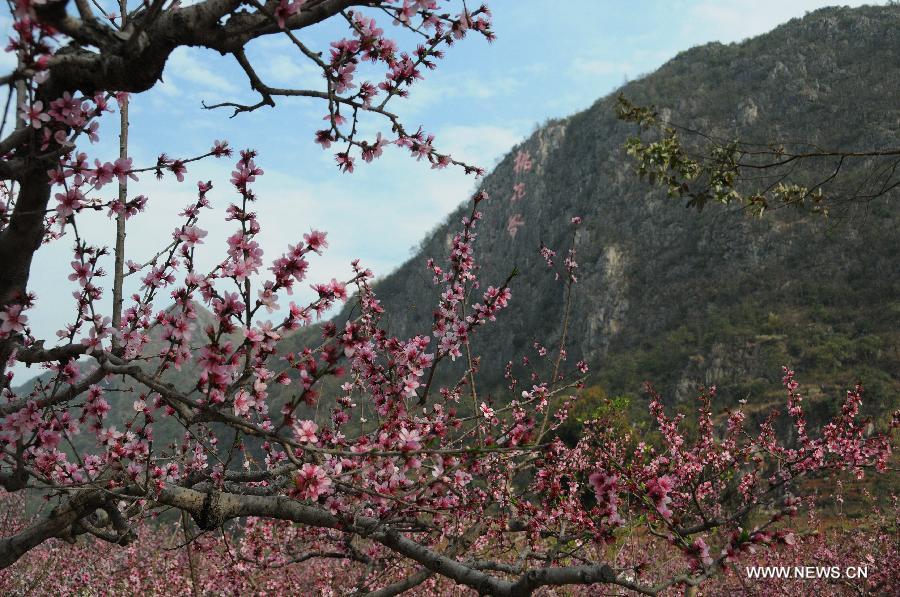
0 1 895 594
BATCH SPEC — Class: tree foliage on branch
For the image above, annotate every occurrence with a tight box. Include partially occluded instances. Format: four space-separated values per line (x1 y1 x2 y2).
616 95 900 217
0 1 897 594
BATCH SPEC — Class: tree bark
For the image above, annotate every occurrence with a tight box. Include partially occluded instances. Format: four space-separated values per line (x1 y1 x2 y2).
0 173 50 307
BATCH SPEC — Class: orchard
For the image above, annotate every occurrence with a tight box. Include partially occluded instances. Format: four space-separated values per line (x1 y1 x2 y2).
0 1 896 595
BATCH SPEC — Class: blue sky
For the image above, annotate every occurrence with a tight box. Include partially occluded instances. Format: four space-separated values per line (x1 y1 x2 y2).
4 0 877 370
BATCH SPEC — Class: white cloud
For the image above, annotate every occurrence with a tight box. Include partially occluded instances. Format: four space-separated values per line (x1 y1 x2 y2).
683 0 873 43
436 124 523 169
397 71 524 118
262 54 323 88
166 49 239 94
559 0 878 116
156 78 182 97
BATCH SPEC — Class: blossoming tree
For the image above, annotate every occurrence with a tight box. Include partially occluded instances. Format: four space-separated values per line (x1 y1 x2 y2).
0 0 896 594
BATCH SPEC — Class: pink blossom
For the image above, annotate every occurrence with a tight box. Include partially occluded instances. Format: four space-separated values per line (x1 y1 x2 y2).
20 101 50 129
55 189 84 218
0 304 28 335
335 152 355 173
176 225 208 248
479 402 495 420
294 463 331 500
233 390 252 416
294 420 318 443
398 427 422 450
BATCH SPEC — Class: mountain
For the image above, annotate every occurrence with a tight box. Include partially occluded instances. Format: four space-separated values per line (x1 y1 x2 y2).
300 4 900 425
19 5 900 439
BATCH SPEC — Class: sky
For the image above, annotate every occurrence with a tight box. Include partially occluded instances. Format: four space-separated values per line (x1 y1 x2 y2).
3 0 880 373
